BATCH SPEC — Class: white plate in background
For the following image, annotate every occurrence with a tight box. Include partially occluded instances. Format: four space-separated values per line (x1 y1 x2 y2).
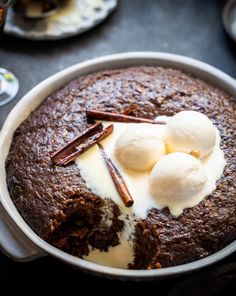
5 0 117 40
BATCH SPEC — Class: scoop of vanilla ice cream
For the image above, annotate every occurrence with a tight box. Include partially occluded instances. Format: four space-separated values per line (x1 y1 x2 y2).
165 111 216 158
114 124 166 171
149 152 207 201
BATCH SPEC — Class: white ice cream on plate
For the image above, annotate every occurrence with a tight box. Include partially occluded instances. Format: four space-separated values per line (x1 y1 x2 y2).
149 152 207 216
115 124 166 171
165 111 216 158
75 111 226 268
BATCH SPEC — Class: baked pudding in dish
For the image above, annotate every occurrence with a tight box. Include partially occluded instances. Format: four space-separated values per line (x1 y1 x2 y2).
6 66 236 269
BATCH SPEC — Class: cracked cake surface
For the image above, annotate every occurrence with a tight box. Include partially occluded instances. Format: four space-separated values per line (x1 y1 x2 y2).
6 66 236 269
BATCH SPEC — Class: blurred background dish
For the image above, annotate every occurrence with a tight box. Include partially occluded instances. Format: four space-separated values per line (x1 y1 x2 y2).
4 0 117 40
0 0 10 36
0 0 19 106
223 0 236 44
0 68 19 107
12 0 60 20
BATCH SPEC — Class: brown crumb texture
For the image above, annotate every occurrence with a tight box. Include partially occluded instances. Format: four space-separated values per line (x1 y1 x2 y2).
6 66 236 267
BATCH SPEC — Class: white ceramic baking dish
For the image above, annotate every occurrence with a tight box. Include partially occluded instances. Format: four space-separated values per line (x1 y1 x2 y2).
0 52 235 280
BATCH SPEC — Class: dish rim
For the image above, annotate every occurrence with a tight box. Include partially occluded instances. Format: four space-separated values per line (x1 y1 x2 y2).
0 52 235 280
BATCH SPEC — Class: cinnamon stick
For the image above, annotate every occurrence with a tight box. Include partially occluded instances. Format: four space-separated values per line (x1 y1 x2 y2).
86 109 166 125
98 143 134 207
51 123 114 166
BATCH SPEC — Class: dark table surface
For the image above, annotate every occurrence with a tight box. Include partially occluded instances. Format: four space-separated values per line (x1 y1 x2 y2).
0 0 235 294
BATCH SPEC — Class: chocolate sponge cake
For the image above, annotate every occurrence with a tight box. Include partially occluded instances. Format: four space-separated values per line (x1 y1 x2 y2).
6 66 236 269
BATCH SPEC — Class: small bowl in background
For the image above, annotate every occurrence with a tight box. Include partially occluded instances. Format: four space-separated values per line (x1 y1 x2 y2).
223 0 236 44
